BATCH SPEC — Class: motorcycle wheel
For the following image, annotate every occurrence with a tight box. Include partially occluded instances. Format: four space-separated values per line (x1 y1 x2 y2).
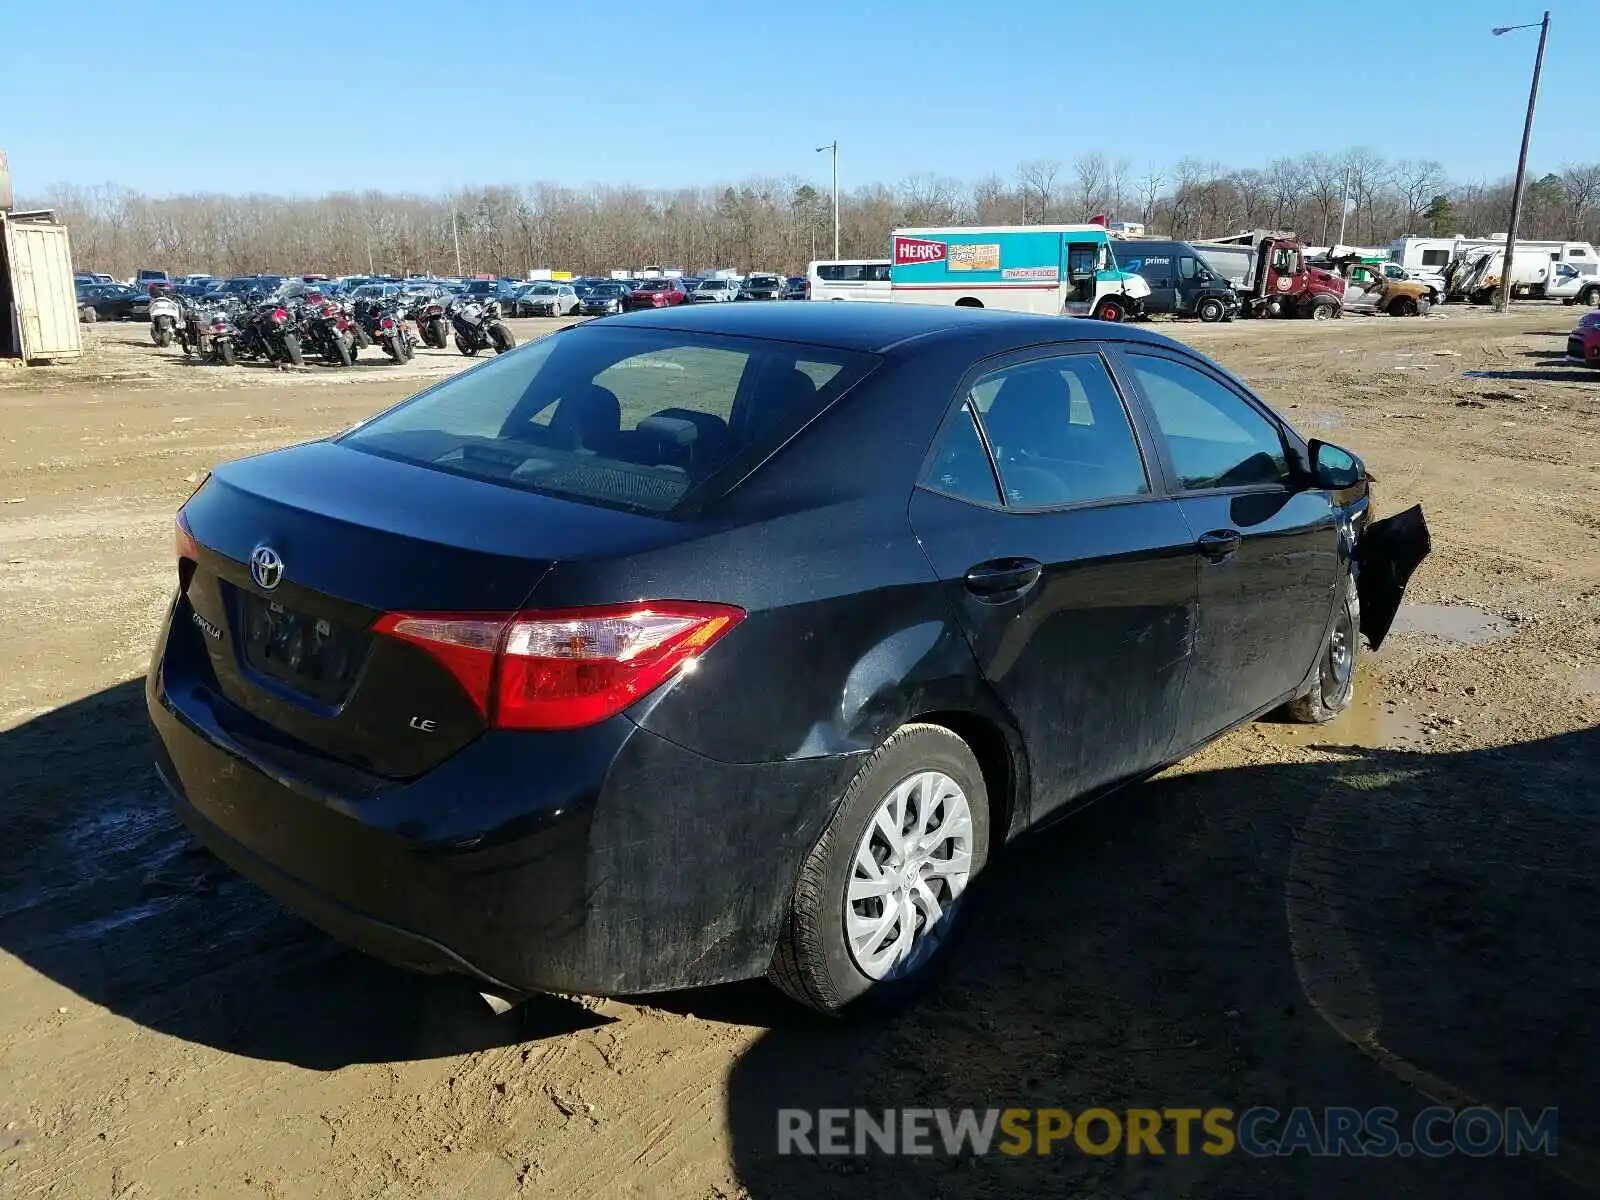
430 318 448 348
282 333 304 368
385 335 404 363
354 325 372 349
488 322 515 354
330 334 353 368
153 319 173 348
217 340 236 367
456 335 476 357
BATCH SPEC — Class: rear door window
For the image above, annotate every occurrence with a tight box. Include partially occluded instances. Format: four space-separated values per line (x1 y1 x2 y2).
341 327 877 514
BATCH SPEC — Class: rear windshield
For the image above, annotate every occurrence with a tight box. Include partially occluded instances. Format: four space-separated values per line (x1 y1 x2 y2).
340 326 878 514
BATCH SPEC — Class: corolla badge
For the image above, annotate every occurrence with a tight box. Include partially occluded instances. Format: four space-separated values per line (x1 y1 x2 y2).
250 545 285 591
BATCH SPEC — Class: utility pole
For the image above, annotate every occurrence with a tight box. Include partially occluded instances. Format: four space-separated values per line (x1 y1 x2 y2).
451 208 464 277
1335 166 1351 249
1492 11 1550 312
816 141 839 259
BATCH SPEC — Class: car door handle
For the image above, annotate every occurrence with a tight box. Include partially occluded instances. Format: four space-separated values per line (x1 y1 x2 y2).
1197 530 1242 563
963 558 1044 600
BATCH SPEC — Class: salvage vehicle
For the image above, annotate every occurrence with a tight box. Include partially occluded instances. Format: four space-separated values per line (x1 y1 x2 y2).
1192 230 1345 319
1332 259 1432 316
889 224 1151 321
516 282 581 318
1567 314 1600 366
149 303 1429 1017
624 278 687 309
1545 262 1600 307
1112 238 1240 321
579 281 630 315
689 278 738 303
738 273 786 301
76 283 143 322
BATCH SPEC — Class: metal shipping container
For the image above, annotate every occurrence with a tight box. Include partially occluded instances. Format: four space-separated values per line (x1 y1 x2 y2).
1 213 83 361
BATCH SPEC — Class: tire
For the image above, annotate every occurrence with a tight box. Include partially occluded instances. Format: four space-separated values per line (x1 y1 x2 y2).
1390 297 1419 317
1470 289 1494 306
768 723 990 1016
81 306 99 324
429 318 448 347
354 324 372 348
1310 298 1338 321
1582 287 1600 308
488 322 515 353
1093 299 1125 322
281 333 303 367
329 333 352 367
1197 297 1226 323
385 334 404 362
456 335 476 356
217 339 236 367
153 318 173 347
1284 576 1359 723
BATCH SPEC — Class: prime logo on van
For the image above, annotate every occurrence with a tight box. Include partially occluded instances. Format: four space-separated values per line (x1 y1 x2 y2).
894 237 948 266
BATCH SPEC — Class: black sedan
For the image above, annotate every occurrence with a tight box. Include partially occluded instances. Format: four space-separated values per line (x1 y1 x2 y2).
77 283 148 322
148 304 1428 1016
579 281 630 315
738 272 784 300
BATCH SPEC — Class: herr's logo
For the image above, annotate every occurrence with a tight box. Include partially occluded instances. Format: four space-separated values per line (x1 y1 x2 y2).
893 236 948 266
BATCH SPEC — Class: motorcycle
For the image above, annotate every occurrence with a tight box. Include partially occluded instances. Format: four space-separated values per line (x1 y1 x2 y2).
408 295 450 349
449 296 515 356
301 293 357 367
178 299 239 366
354 297 415 363
235 296 306 367
149 287 182 348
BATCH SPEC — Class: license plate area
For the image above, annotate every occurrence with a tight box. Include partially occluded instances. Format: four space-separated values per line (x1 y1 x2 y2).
238 592 367 705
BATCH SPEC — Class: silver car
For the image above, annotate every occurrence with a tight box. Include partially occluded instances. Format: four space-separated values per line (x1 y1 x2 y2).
688 278 738 303
517 282 580 317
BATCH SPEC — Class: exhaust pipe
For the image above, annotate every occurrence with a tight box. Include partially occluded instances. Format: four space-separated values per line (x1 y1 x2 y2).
479 991 517 1016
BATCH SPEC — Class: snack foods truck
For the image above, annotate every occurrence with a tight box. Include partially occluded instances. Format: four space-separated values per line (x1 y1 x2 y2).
888 224 1151 320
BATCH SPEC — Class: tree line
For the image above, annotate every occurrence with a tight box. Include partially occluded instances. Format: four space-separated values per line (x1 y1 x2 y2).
29 149 1600 280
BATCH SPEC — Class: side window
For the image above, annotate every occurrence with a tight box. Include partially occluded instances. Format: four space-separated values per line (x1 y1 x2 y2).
965 354 1149 507
922 402 1001 506
1127 355 1291 491
1179 256 1198 280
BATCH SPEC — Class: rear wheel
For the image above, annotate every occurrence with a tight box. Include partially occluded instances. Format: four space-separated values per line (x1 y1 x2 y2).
153 318 173 347
1582 286 1600 308
81 306 98 324
1284 577 1359 723
1390 296 1419 317
281 333 303 367
488 322 515 353
768 723 989 1015
1197 297 1226 323
217 339 236 367
329 333 353 367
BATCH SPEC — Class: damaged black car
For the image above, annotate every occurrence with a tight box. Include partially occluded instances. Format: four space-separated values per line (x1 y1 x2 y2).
147 303 1428 1017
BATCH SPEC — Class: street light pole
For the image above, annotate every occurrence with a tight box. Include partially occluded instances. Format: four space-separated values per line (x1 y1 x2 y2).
815 141 839 259
1492 11 1550 312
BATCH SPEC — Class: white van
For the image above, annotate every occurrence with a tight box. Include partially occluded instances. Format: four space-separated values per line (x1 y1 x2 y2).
806 259 891 302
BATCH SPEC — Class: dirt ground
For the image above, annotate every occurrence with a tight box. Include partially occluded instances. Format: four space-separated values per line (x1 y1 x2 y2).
0 306 1596 1199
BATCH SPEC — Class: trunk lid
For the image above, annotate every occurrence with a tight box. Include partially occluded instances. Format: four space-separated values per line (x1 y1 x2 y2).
176 440 684 777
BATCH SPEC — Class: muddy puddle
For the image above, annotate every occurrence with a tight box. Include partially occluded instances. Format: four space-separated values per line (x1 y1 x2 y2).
1266 673 1425 750
1388 603 1517 645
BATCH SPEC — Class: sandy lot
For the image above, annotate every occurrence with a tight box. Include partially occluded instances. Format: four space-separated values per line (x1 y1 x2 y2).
0 307 1596 1199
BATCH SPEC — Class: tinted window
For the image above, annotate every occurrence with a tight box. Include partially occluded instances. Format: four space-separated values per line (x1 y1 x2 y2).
964 354 1149 507
923 402 1000 505
342 328 877 514
1421 249 1451 267
1127 355 1290 490
1179 256 1198 279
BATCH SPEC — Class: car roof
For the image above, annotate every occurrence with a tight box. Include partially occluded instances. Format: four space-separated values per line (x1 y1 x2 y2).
601 299 1190 355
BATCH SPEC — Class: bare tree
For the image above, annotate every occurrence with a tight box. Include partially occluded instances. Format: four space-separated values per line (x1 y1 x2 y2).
1137 164 1164 227
1394 159 1447 232
1015 159 1060 224
1071 151 1109 220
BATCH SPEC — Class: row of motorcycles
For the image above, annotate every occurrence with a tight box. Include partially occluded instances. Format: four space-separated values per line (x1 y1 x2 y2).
151 288 516 368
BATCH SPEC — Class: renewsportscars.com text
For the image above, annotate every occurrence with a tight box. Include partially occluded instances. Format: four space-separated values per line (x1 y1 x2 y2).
778 1106 1559 1159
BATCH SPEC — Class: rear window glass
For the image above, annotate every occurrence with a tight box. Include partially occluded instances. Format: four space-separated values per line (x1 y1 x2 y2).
341 327 877 514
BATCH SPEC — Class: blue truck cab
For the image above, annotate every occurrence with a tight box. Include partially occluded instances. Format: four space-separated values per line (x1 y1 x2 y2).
888 224 1151 320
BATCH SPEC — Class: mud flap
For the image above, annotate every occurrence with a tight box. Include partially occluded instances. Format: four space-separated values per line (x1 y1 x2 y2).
1354 504 1431 650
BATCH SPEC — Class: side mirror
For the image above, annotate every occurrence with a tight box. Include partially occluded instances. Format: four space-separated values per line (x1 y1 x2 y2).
1308 439 1365 490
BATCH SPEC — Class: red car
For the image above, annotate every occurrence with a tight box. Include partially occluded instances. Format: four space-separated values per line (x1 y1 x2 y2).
1567 312 1600 366
625 278 687 309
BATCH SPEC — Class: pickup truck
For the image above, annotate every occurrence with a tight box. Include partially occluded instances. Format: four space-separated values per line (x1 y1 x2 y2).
1545 261 1600 307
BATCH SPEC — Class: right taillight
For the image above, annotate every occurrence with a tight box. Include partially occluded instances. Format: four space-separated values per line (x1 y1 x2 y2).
372 601 744 730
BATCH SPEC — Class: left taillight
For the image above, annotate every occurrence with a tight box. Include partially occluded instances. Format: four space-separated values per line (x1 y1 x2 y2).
372 601 744 730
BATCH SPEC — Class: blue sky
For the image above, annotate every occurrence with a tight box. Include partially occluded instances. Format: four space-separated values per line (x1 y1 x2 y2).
2 0 1588 197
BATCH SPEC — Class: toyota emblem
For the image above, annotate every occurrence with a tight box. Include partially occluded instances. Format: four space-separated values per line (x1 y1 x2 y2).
250 545 284 591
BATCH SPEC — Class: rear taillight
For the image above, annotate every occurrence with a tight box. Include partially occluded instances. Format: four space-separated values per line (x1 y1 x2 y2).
271 308 287 323
372 601 744 730
380 316 395 330
175 510 201 563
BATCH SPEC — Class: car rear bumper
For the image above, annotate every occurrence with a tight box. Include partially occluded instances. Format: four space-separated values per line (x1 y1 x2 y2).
146 597 855 996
